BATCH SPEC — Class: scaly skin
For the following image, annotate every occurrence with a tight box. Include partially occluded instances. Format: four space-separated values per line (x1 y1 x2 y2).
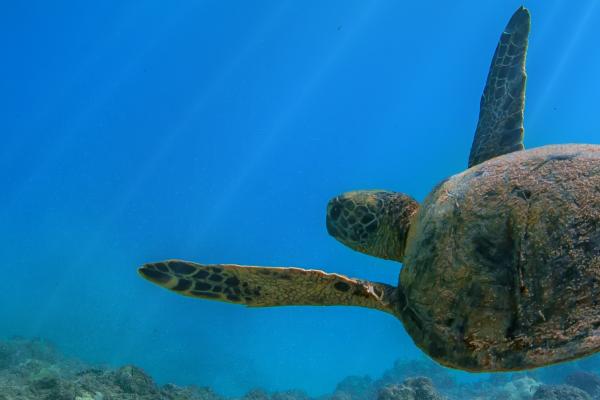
139 260 399 313
469 6 529 168
326 191 419 262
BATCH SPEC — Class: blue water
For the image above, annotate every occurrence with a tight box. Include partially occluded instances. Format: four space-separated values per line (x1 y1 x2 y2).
1 0 599 397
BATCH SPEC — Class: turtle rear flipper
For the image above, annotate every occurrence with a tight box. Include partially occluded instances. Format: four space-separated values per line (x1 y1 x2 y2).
139 260 399 314
468 7 530 168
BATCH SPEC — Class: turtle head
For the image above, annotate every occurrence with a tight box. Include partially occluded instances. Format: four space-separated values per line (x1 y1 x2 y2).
326 190 419 262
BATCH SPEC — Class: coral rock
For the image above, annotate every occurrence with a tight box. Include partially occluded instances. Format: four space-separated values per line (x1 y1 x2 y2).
271 390 310 400
114 365 158 395
532 385 591 400
565 371 600 397
377 377 445 400
332 375 376 400
499 377 542 400
377 360 454 390
242 389 270 400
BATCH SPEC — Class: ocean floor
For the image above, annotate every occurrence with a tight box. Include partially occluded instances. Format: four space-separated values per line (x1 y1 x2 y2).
1 337 600 400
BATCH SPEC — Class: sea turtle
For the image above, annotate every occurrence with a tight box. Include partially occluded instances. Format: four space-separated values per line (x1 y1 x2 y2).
139 7 600 372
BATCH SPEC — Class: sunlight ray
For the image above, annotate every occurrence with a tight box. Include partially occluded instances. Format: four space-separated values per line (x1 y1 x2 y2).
1 3 192 221
527 1 597 131
183 1 384 251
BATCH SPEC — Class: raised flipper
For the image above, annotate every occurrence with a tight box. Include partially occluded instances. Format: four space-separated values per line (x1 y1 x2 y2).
138 259 399 315
468 7 530 168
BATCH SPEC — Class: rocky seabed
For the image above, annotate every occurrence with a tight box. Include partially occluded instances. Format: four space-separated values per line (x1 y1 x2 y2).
1 338 600 400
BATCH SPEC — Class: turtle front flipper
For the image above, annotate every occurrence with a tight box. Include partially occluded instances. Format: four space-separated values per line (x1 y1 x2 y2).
468 7 530 168
139 259 399 314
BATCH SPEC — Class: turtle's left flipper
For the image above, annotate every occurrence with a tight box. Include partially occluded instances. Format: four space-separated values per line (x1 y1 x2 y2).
139 260 399 314
468 7 530 168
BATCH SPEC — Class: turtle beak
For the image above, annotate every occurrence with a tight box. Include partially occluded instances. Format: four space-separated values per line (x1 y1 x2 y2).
326 197 343 239
138 263 172 285
326 218 339 237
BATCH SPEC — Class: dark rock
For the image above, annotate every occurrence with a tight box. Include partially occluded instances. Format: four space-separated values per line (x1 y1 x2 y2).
162 384 224 400
31 369 60 390
377 377 445 400
0 337 232 400
114 365 157 395
271 390 310 400
533 385 591 400
43 381 78 400
186 386 225 400
241 389 270 400
378 384 412 400
377 359 454 391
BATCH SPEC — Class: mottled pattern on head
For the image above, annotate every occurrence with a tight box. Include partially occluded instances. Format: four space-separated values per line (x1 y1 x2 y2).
326 190 419 262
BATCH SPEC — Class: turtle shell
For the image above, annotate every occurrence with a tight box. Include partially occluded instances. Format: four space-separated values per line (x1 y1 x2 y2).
400 144 600 371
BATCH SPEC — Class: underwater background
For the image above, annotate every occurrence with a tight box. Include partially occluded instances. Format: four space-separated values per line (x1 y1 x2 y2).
1 0 600 397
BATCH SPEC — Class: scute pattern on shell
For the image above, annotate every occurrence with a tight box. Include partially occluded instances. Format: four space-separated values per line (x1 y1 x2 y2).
400 144 600 371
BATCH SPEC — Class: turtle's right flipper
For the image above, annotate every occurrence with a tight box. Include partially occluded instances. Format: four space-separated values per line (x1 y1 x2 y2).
139 260 398 314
